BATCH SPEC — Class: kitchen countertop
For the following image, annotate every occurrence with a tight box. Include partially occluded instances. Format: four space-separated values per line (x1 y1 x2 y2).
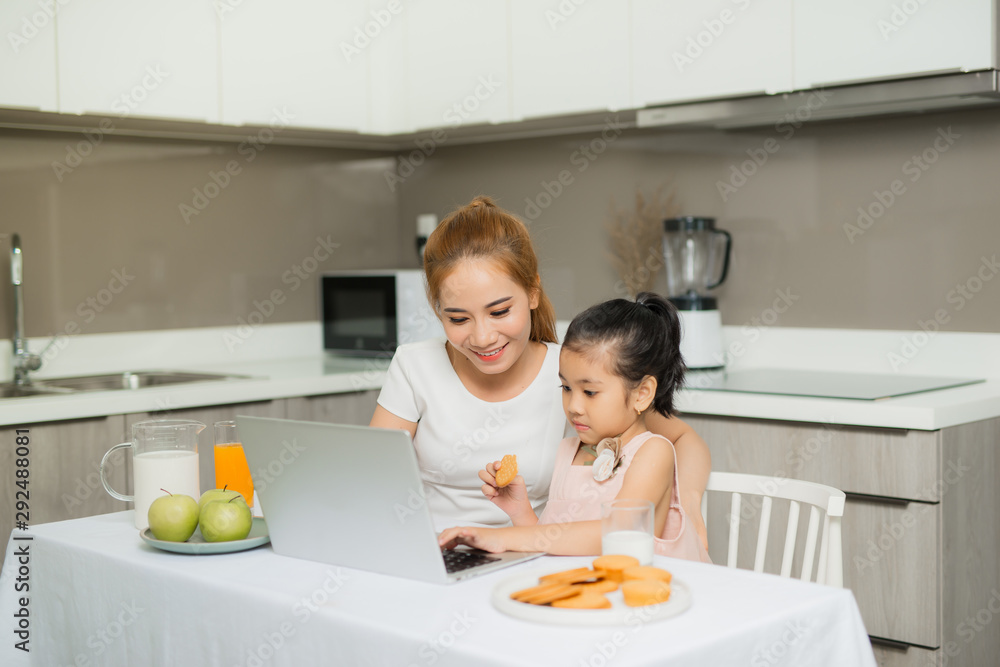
2 322 998 431
0 354 390 427
0 323 391 427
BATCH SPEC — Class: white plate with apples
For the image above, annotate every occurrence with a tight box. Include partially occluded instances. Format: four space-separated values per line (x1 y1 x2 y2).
141 487 269 555
140 517 269 555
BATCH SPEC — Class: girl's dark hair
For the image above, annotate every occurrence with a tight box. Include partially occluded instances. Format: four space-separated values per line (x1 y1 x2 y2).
562 292 685 417
423 196 557 343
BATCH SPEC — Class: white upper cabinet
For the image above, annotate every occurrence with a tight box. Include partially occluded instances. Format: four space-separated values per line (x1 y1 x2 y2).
510 0 630 120
220 0 370 132
57 0 218 122
368 0 409 135
631 0 793 107
0 1 58 111
405 1 511 131
7 1 999 135
793 0 996 89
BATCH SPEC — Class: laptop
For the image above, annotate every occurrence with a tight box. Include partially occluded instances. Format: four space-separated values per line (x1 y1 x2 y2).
236 415 543 584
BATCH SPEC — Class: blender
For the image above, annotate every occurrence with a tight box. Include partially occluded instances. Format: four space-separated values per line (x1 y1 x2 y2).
662 216 732 369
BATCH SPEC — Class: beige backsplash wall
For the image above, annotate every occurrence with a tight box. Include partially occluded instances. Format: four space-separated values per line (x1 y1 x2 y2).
397 106 1000 333
2 104 999 342
0 131 405 339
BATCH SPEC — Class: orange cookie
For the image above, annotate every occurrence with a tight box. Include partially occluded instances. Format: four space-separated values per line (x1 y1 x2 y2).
540 567 605 585
510 582 563 601
623 565 673 584
622 579 671 607
572 578 620 594
552 593 612 609
512 583 581 605
592 555 640 582
495 455 517 488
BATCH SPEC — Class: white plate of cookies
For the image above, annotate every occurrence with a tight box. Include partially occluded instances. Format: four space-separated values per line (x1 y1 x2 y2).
491 555 692 626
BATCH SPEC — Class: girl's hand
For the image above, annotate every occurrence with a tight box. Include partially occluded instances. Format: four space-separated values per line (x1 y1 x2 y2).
438 526 507 553
480 461 535 524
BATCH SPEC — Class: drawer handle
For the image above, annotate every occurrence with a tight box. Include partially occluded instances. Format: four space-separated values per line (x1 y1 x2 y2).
869 635 939 652
843 491 933 507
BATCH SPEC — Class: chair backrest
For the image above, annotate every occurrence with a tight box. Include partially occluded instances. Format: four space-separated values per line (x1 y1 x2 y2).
702 471 845 587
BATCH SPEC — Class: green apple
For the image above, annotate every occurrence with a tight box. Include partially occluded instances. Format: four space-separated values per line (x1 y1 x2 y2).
199 496 253 542
198 486 244 512
147 490 199 542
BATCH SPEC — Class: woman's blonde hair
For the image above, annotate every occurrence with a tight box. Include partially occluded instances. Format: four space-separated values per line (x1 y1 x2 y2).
423 196 557 343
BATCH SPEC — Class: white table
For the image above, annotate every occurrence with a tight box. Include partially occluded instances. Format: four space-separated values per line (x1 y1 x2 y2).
1 512 876 667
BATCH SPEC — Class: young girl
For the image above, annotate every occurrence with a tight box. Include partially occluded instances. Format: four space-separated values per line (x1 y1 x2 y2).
437 292 711 562
372 196 710 546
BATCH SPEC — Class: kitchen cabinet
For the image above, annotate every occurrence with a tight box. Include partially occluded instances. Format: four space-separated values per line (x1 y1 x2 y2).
57 0 219 122
685 413 1000 667
509 0 630 120
4 0 998 138
219 0 370 132
631 0 793 107
368 0 409 134
284 389 379 425
0 416 129 559
0 389 383 573
792 0 996 90
0 0 58 112
404 1 511 131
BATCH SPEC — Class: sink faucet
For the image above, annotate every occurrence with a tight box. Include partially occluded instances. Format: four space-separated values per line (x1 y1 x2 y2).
11 234 41 386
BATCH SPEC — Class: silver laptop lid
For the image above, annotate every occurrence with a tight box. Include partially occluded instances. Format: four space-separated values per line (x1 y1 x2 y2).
236 416 451 584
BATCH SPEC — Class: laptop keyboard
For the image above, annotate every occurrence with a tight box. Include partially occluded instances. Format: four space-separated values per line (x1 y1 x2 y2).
442 549 501 574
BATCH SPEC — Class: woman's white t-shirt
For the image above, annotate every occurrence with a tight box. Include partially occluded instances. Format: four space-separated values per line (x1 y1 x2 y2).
377 338 566 530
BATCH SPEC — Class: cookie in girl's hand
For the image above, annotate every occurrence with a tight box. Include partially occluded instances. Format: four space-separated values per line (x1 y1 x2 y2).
495 455 518 487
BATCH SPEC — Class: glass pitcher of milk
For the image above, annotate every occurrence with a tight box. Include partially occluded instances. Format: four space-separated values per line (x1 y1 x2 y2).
100 420 203 530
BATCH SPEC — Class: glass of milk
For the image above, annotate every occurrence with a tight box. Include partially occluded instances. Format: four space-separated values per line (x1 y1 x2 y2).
601 499 655 565
100 420 204 530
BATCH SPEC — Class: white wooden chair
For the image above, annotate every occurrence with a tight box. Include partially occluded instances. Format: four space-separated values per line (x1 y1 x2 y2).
701 471 846 587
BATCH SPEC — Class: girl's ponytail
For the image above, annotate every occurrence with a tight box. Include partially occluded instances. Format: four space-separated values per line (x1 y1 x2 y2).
634 292 686 416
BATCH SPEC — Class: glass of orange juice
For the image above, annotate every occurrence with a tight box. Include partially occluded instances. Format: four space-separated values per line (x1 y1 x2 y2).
213 421 254 508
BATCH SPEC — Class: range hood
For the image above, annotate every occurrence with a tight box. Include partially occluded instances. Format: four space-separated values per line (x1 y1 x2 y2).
636 70 1000 130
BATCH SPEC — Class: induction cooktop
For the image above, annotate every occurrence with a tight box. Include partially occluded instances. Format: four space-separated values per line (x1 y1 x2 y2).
685 368 985 401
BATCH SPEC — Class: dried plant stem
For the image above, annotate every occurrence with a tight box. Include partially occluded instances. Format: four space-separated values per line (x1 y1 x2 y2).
606 183 680 298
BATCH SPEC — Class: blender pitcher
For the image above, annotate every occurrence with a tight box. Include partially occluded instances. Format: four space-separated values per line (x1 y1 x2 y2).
662 216 732 305
100 420 204 530
663 216 732 369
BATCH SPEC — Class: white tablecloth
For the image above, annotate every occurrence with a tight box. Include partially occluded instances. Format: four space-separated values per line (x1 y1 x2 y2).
0 511 876 667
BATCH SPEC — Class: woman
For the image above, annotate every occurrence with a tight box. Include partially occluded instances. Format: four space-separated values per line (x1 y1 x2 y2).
370 196 710 545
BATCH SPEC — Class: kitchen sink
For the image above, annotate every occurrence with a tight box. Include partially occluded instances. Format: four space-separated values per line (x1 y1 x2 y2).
0 383 76 399
5 370 255 395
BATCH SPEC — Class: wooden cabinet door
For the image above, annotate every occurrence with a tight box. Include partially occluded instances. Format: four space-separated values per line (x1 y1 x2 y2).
0 0 59 111
0 416 128 567
793 0 995 90
127 401 285 497
844 498 940 648
284 390 379 426
682 414 941 501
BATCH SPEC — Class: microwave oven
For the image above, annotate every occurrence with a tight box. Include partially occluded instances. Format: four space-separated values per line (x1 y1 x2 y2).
321 270 444 356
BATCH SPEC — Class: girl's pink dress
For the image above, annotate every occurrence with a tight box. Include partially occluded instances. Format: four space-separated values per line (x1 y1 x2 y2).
537 431 712 563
